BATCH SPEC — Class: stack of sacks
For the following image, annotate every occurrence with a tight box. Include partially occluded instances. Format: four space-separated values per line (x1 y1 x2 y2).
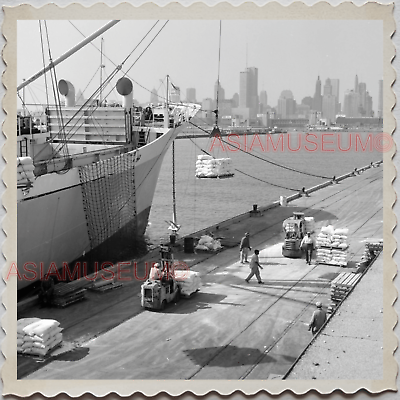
17 318 63 356
17 157 35 186
17 318 41 353
195 235 222 251
195 155 233 178
315 225 334 247
316 225 349 266
175 270 201 296
331 228 349 249
304 217 315 233
330 249 347 265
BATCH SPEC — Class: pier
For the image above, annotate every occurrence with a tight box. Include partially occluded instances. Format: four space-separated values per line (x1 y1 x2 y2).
17 165 384 383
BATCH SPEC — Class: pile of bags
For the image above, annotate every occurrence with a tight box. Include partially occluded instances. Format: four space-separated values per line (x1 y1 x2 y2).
17 318 63 356
195 235 222 252
304 217 315 233
17 157 35 186
315 226 349 249
174 270 201 297
316 226 349 266
195 155 233 178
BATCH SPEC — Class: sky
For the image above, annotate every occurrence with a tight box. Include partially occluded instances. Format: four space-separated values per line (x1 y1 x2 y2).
17 19 383 111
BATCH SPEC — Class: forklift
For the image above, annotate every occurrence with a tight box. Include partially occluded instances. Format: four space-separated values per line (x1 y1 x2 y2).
282 212 306 258
141 245 180 311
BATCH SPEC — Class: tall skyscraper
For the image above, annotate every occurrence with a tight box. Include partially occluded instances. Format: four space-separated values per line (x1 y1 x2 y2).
239 67 258 119
343 90 360 117
358 82 367 115
323 78 332 96
330 79 340 113
186 88 196 103
313 76 322 112
322 78 337 124
378 79 383 118
170 86 180 103
277 90 296 118
150 88 158 105
355 74 359 92
259 90 268 113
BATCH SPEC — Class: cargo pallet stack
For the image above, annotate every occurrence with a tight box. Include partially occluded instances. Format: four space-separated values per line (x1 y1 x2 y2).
328 272 361 314
316 226 349 267
52 280 87 307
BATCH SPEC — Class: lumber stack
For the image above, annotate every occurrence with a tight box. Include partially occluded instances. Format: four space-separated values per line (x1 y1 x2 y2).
52 281 87 307
328 272 361 313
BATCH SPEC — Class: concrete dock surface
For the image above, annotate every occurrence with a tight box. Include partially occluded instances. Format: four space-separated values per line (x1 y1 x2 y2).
17 165 385 381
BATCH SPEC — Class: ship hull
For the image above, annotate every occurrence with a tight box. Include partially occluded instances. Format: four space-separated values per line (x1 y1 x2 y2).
17 123 183 290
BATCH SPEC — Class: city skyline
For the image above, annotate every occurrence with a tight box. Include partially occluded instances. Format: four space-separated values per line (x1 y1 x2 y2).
17 20 383 113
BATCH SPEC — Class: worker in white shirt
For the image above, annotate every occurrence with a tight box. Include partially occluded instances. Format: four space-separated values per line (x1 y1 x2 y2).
300 232 315 265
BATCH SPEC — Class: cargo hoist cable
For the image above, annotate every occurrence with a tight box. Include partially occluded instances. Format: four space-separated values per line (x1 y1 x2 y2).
190 119 332 180
188 121 305 191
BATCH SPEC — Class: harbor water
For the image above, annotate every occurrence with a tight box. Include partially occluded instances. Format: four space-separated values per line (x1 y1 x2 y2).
146 130 382 245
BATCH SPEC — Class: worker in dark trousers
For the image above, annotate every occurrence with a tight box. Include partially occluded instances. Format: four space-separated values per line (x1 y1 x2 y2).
240 232 251 263
301 232 315 265
308 302 327 335
38 276 55 307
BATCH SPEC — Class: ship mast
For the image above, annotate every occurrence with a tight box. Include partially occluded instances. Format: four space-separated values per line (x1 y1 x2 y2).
100 37 104 105
17 20 120 92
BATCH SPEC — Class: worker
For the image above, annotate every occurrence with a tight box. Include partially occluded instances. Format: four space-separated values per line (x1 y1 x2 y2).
245 249 264 284
308 302 327 335
38 276 55 307
300 232 315 265
239 232 251 263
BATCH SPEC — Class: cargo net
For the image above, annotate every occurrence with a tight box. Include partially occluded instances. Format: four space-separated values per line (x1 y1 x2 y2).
79 152 136 249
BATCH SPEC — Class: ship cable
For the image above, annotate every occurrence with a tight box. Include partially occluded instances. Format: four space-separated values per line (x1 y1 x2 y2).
43 20 71 163
43 21 166 159
187 129 300 191
188 119 332 180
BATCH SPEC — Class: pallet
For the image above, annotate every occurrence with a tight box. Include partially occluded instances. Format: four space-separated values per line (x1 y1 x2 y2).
88 282 123 293
331 272 361 288
52 289 86 307
317 261 347 267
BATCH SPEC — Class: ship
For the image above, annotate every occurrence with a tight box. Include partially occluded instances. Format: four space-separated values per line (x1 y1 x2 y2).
16 21 199 290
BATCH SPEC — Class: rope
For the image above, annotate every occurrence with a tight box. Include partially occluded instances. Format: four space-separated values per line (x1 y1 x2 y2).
188 120 332 180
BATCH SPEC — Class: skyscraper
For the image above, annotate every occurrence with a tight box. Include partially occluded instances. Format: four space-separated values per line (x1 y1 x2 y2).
259 90 268 113
343 90 360 117
313 76 322 112
378 79 383 118
186 88 196 103
323 78 332 96
170 86 180 103
330 79 340 113
322 78 337 124
277 90 296 118
150 88 158 105
239 67 258 119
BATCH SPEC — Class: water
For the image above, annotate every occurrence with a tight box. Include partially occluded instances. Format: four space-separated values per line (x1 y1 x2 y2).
146 131 381 245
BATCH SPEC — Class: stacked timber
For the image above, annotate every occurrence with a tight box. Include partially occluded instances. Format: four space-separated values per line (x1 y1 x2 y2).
195 155 234 178
17 318 63 356
328 272 361 313
316 226 349 266
356 239 383 273
52 280 87 307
